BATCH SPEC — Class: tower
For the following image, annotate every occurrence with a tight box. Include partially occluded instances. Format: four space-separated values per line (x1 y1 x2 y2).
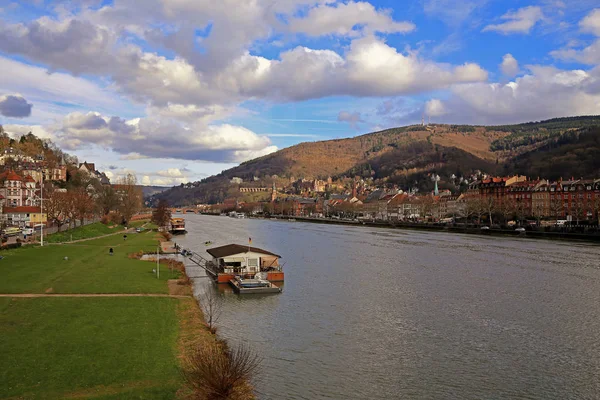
271 182 277 202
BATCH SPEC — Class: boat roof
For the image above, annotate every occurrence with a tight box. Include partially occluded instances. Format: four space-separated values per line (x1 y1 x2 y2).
207 244 281 259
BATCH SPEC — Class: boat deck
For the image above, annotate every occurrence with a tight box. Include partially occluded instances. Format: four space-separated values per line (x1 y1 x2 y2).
229 279 281 294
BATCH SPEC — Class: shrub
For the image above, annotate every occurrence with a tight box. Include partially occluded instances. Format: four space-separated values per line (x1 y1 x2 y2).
160 231 172 241
100 215 111 225
182 342 261 400
0 242 22 251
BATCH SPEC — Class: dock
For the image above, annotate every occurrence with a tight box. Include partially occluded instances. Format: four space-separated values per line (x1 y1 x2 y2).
229 279 281 294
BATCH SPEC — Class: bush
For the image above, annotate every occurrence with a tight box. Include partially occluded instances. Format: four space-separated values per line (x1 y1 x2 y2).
160 231 172 241
1 242 22 251
182 342 261 400
100 215 111 225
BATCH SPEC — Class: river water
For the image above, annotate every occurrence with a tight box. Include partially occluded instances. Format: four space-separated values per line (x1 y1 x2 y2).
175 214 600 400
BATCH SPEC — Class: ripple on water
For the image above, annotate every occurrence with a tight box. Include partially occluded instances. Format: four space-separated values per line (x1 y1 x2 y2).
177 215 600 400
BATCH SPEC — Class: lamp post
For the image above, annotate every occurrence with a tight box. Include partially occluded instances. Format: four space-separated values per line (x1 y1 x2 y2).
40 170 44 247
36 154 44 246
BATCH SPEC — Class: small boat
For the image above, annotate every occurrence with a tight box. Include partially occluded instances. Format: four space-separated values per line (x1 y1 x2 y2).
230 276 281 294
288 218 296 222
170 217 186 234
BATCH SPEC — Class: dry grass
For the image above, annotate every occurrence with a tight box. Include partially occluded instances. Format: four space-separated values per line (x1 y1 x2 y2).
181 341 260 400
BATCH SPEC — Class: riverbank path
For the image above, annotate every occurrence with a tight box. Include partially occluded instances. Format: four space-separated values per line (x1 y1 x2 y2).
0 293 191 298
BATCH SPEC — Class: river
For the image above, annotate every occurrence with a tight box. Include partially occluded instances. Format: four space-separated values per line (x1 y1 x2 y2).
174 214 600 400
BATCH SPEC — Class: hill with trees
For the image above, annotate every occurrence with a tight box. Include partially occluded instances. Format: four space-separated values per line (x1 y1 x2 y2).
148 116 600 206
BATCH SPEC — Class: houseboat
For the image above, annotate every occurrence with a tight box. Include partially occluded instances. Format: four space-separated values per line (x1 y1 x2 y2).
205 244 284 284
169 217 186 234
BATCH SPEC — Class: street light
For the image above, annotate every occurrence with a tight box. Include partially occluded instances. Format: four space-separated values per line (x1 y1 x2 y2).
36 154 44 247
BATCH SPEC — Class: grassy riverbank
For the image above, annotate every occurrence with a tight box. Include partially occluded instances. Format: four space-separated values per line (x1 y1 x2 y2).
45 220 147 243
0 230 212 399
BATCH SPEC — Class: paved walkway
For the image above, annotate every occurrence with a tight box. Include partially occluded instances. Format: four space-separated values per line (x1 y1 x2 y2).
0 293 191 298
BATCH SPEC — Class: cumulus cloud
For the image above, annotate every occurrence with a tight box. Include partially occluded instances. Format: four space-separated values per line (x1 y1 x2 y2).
0 94 33 117
483 6 544 35
425 99 447 117
289 1 415 37
53 111 277 163
337 111 364 128
500 54 519 76
2 124 52 140
580 8 600 36
246 37 488 101
420 65 600 125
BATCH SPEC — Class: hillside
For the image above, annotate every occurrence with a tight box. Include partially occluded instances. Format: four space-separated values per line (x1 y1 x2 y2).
153 116 600 206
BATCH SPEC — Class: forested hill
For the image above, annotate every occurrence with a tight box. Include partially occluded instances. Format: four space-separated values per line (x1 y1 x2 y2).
153 116 600 206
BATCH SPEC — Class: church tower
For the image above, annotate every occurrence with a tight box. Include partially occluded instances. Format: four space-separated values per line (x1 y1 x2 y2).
271 182 277 202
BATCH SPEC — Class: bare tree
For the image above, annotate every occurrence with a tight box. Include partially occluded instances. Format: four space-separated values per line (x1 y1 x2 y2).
152 199 172 229
573 197 586 224
201 288 223 333
116 174 143 225
182 341 262 400
549 196 563 222
96 185 118 216
480 196 496 226
44 188 65 230
72 188 95 226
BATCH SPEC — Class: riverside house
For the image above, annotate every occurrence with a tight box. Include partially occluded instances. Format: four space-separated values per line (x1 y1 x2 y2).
206 244 282 283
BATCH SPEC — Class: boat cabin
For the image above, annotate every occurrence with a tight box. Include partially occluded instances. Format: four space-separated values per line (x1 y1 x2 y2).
206 244 281 277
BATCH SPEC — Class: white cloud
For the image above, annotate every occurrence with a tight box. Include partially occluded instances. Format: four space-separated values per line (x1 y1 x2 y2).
580 8 600 36
0 56 126 116
289 1 415 37
423 0 487 27
52 111 278 163
425 99 447 117
551 40 600 65
423 65 600 124
156 168 185 178
483 6 544 35
500 53 519 76
3 124 53 140
0 94 33 118
247 37 488 101
550 9 600 66
337 111 364 128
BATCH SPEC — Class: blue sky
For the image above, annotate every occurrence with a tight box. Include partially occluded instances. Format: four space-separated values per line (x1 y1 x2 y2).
1 0 599 185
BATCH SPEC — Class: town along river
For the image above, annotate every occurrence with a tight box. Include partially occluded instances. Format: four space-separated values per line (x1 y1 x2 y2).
175 214 600 400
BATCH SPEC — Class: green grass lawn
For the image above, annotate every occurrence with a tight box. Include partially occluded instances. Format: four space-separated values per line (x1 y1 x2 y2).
45 222 126 243
0 231 179 294
0 297 181 399
45 220 151 243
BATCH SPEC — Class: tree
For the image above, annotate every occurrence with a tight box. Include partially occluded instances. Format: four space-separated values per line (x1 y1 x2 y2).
152 199 172 229
593 196 600 225
480 196 496 225
96 185 118 216
116 174 143 225
72 188 95 226
200 288 223 333
44 188 66 230
549 196 563 221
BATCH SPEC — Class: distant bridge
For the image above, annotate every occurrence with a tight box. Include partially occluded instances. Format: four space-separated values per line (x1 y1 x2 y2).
170 208 200 214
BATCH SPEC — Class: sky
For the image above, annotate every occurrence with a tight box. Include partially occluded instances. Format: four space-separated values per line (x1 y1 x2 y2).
0 0 599 186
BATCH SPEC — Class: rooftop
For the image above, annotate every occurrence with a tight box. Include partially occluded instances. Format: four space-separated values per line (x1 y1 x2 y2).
207 244 281 259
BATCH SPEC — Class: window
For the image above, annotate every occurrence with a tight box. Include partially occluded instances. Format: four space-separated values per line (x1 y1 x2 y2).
247 258 258 267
